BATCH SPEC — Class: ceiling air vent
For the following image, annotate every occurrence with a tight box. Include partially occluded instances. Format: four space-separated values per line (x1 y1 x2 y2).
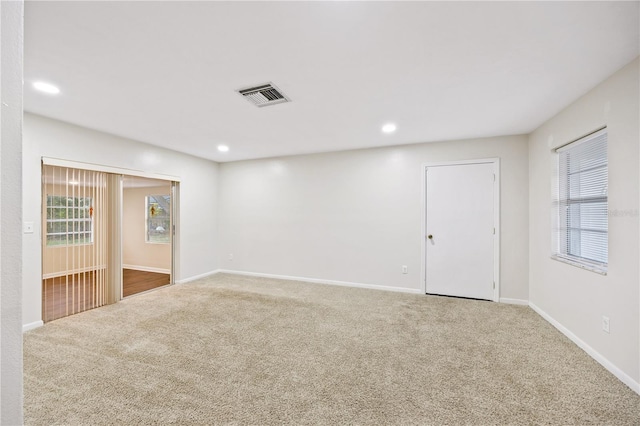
238 83 290 107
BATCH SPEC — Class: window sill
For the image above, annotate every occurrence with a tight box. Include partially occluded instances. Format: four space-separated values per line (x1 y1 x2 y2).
46 243 94 248
550 255 607 275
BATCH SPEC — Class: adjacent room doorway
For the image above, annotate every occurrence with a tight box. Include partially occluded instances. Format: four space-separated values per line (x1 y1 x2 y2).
41 160 179 322
122 176 173 297
423 159 499 301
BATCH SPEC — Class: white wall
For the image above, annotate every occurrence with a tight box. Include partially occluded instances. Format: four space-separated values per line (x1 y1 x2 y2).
22 113 219 328
123 185 171 272
1 0 24 423
219 135 529 300
529 58 639 388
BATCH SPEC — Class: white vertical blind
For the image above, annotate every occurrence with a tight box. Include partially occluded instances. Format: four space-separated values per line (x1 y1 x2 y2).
555 128 608 271
42 165 110 321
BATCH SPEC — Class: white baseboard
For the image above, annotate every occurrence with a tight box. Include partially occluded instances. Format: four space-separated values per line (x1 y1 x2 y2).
217 269 423 295
123 264 171 274
529 302 640 395
499 297 529 306
176 269 221 284
23 321 44 333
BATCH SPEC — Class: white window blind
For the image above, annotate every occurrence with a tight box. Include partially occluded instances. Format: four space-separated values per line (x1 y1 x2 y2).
42 165 111 321
555 128 608 272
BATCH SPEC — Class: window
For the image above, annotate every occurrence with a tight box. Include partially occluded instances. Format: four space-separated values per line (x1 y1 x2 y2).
146 195 171 244
554 128 608 273
46 195 93 246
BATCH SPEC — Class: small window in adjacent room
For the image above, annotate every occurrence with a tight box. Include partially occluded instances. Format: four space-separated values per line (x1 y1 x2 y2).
146 195 171 244
553 128 608 273
45 195 93 246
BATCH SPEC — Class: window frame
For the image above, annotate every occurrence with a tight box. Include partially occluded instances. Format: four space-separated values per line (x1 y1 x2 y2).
145 194 171 244
552 128 608 275
45 195 94 247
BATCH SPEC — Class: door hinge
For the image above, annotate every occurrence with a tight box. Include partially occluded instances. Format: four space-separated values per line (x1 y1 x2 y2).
493 281 495 289
493 227 495 235
493 173 496 182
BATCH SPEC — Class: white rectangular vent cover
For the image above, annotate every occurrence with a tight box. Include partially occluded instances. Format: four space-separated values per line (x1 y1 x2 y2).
238 83 290 107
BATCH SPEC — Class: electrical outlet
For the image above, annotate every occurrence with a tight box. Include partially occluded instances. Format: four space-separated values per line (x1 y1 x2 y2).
228 253 233 261
402 265 408 274
602 316 610 333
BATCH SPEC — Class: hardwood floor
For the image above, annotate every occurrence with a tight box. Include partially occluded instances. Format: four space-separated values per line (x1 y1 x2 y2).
122 269 170 297
42 272 102 322
42 269 170 322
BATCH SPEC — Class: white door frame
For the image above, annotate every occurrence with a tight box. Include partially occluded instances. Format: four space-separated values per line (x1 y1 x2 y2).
171 181 180 286
42 157 181 183
421 158 500 301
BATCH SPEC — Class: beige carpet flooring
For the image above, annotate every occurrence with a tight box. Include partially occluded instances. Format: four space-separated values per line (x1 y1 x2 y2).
24 273 639 425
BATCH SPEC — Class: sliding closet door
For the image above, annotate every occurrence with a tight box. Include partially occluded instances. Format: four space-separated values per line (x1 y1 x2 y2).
42 165 119 322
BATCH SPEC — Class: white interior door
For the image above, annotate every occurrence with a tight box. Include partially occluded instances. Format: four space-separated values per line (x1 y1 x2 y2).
425 162 496 300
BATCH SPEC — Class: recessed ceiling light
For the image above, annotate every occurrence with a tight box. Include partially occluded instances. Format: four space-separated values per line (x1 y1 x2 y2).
33 81 60 95
217 145 229 152
382 123 397 134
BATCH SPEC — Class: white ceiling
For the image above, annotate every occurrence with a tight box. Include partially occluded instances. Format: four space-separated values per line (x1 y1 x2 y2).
25 1 639 163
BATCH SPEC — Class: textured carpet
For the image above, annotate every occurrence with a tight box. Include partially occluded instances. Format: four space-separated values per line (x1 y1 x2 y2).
24 273 639 425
